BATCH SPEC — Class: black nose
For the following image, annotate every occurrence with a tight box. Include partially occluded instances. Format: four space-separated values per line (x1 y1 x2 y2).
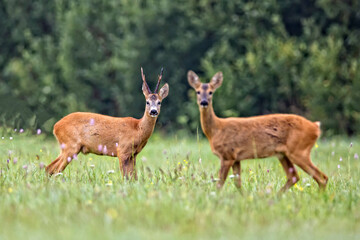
200 100 208 106
150 109 158 115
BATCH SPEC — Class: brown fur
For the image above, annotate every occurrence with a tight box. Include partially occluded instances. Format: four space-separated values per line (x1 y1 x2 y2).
46 70 169 178
188 70 328 191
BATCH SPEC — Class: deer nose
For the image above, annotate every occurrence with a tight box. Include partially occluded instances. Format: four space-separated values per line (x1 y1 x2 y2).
200 100 208 106
150 109 158 115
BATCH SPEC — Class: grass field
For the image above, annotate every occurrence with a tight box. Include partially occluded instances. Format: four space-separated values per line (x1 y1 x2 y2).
0 128 359 240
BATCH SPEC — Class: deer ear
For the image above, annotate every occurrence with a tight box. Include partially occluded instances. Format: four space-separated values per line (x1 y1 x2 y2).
210 72 223 90
187 70 201 89
142 82 151 96
159 83 169 99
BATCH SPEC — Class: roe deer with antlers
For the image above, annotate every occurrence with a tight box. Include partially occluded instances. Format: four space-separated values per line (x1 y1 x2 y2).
188 70 328 191
46 68 169 178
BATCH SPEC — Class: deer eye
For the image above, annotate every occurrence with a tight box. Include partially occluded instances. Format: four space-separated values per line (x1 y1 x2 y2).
146 101 150 105
158 102 161 105
196 91 200 95
209 91 213 95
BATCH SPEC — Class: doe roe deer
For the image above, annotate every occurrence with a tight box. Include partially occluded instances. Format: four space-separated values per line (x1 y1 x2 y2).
187 70 328 191
46 68 169 179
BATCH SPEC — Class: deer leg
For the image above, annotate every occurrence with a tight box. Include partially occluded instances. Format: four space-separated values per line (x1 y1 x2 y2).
232 161 241 188
47 146 80 175
132 156 138 180
278 155 299 192
118 155 137 180
45 156 61 175
119 156 128 179
217 159 234 189
289 153 328 190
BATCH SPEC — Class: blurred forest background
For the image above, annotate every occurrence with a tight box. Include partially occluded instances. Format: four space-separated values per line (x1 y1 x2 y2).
0 0 359 136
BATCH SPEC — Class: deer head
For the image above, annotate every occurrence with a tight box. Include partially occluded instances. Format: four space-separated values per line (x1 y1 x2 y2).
187 71 223 108
141 67 169 117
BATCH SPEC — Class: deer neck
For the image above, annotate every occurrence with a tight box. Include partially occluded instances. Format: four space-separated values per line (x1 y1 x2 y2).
199 102 218 139
138 112 157 139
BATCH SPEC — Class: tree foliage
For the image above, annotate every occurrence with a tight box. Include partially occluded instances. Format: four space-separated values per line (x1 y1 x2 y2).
1 0 359 135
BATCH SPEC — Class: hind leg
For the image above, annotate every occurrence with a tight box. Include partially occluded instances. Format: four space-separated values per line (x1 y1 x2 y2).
288 152 328 190
46 146 80 175
278 155 299 192
45 156 61 175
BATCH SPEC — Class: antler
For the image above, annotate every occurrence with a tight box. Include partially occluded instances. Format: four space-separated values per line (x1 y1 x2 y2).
141 67 151 93
154 67 164 93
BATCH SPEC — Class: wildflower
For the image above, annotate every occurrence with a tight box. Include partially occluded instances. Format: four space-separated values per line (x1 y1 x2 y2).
315 142 319 148
141 157 147 162
107 170 115 174
89 157 93 161
289 167 294 173
89 164 95 168
13 158 18 164
40 149 43 153
98 145 103 152
22 165 28 170
9 137 13 140
210 191 216 197
73 154 78 160
67 157 72 163
90 118 95 126
350 142 353 148
267 169 269 173
14 129 17 132
7 159 10 164
331 151 335 156
37 129 42 135
199 158 202 164
19 129 24 133
292 176 297 183
61 143 66 149
1 137 4 140
295 184 304 191
39 162 45 169
86 200 92 205
8 188 13 193
106 208 118 219
337 165 340 169
354 153 359 160
103 145 108 154
339 157 342 162
163 150 167 155
106 180 113 186
115 142 119 147
8 150 13 155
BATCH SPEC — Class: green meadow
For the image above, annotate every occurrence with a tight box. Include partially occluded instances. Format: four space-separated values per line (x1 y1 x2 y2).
0 129 359 240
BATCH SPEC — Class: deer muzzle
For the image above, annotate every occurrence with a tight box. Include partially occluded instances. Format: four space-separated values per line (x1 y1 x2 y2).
200 100 209 108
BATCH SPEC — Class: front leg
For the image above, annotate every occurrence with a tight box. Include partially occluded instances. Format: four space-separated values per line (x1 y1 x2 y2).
232 161 241 188
217 159 235 189
117 146 137 180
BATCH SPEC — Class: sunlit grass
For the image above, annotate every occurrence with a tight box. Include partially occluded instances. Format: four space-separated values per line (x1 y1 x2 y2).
0 129 359 239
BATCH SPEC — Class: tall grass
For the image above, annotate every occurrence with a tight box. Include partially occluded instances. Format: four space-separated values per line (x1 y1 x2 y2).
0 129 359 239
